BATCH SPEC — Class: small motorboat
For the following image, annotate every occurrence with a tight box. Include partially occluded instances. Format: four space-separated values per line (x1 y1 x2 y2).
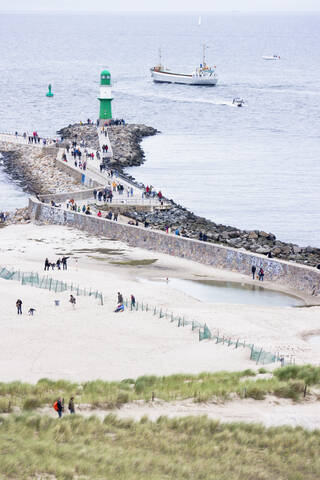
232 98 245 107
262 54 280 60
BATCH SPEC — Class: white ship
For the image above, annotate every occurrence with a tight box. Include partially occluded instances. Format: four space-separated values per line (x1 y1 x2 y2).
150 46 218 86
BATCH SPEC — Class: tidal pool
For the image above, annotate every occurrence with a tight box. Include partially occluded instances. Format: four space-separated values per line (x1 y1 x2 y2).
141 278 304 307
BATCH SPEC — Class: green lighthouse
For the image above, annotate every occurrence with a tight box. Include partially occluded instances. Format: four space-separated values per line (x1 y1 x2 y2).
98 70 113 121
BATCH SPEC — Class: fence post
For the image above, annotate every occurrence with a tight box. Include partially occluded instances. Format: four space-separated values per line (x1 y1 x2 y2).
159 308 162 318
141 302 144 311
100 294 103 306
256 348 263 364
236 339 239 348
250 344 254 360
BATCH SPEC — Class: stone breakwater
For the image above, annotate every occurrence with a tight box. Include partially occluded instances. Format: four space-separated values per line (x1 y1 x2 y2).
121 205 320 268
0 142 85 196
29 197 320 298
56 123 158 168
51 123 320 268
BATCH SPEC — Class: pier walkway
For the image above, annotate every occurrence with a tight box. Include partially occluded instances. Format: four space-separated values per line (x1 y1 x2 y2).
0 131 168 209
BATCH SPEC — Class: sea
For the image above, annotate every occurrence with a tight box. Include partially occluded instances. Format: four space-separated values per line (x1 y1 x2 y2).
0 12 319 246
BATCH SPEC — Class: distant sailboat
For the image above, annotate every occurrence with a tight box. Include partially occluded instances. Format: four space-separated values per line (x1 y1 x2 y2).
198 15 202 26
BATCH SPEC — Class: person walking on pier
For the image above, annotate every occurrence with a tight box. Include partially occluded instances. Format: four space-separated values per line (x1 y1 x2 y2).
16 299 22 315
251 265 256 280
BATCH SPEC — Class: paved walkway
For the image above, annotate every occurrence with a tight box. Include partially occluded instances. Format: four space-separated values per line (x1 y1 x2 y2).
0 131 167 208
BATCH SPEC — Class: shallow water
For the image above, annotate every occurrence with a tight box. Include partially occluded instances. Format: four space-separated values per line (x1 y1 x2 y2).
307 335 320 346
141 277 304 307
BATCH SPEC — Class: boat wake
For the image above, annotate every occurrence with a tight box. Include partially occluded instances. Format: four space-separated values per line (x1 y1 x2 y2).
114 87 243 108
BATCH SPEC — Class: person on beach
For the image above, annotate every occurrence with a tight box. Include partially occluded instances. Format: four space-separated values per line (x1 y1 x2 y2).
117 292 123 304
97 211 102 217
28 307 36 316
61 257 69 270
130 294 136 308
69 295 76 308
53 398 63 418
258 267 264 281
251 265 256 280
68 397 75 414
16 299 22 315
56 258 61 270
114 303 124 313
44 258 50 271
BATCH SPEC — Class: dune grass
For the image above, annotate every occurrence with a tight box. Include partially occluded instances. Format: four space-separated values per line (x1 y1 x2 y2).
0 366 319 412
0 413 319 480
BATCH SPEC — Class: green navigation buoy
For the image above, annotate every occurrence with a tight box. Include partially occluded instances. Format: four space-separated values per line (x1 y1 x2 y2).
46 84 54 97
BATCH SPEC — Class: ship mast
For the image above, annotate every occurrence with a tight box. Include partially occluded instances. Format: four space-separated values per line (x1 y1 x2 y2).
202 44 207 66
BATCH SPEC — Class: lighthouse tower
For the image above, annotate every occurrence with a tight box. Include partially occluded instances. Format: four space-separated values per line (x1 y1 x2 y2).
98 70 113 122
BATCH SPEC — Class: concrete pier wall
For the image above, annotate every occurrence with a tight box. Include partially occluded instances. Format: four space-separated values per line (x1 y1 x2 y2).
38 188 97 203
29 197 320 296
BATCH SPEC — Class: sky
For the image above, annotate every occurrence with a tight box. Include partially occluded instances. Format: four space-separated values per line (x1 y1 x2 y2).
0 0 319 12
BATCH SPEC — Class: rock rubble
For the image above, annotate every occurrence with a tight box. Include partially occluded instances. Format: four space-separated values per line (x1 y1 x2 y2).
121 204 320 268
107 124 157 168
0 142 85 196
57 124 99 150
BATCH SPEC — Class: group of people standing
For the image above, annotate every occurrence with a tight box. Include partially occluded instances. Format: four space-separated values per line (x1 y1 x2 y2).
93 188 114 203
251 265 264 281
114 292 136 312
44 257 69 271
15 299 36 316
53 397 75 418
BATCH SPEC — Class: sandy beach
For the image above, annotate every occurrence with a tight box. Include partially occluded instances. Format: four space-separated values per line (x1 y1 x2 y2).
1 222 319 384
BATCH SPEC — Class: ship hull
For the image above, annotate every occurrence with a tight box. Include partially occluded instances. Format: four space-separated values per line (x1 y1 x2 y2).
151 69 218 86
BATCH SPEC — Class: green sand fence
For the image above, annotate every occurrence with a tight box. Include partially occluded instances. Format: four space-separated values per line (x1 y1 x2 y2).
123 296 289 366
0 267 103 304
